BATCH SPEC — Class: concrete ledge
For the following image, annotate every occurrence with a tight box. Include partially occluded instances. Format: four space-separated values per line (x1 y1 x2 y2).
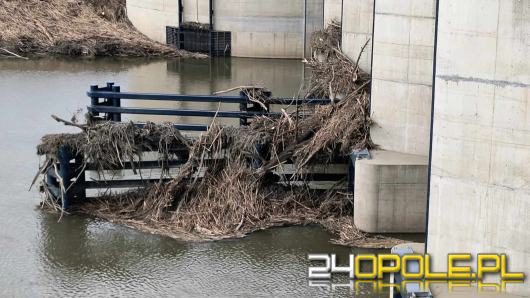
354 150 428 233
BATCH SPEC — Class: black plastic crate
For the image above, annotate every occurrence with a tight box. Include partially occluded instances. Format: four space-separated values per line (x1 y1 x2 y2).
166 26 178 46
210 31 231 56
166 26 231 57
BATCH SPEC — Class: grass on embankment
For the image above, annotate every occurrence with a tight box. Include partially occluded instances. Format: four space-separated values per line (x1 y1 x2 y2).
0 0 204 58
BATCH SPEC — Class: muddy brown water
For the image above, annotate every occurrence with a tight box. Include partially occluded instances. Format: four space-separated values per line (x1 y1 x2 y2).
0 57 422 297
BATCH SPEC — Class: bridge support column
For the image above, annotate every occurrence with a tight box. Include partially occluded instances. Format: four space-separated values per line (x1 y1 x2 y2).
427 1 530 295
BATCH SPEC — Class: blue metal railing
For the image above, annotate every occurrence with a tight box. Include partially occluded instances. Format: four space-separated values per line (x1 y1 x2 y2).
87 82 333 131
86 90 333 105
89 106 281 119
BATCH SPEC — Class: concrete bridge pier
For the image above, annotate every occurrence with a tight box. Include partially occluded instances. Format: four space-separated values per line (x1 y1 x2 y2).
345 0 436 234
427 0 530 295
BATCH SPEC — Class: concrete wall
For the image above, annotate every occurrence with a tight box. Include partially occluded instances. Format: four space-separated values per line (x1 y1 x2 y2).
370 0 436 156
427 0 530 295
213 0 306 58
341 0 434 234
324 0 342 25
126 0 326 58
341 0 374 73
182 0 209 24
126 0 180 43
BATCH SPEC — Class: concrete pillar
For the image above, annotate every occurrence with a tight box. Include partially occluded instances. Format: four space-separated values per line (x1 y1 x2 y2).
349 0 435 234
370 0 437 156
324 0 343 25
342 0 374 73
427 0 530 295
126 0 180 43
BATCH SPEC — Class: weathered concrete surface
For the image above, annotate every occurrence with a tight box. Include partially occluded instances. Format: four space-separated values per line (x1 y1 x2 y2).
354 150 428 233
349 0 434 235
182 0 209 24
304 0 325 58
126 0 326 58
342 0 374 72
324 0 342 25
370 0 436 156
126 0 180 43
427 1 530 296
216 0 324 58
177 0 210 24
214 0 306 58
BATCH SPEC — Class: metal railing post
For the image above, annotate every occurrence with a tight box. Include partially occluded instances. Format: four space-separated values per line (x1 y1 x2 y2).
58 145 73 210
104 82 114 121
347 152 355 193
74 154 86 201
111 85 121 122
89 85 99 118
239 90 248 126
209 0 214 56
178 0 183 25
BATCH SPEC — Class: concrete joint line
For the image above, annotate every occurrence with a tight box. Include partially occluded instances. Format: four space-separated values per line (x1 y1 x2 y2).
374 12 435 20
437 75 530 89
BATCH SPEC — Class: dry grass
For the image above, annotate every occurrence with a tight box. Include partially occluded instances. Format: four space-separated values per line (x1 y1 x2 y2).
306 20 371 99
321 217 405 249
37 121 190 173
0 0 204 57
180 22 211 31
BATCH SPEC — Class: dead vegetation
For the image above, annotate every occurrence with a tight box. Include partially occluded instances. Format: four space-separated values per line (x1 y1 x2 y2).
180 22 211 31
34 22 403 248
37 121 190 173
0 0 203 58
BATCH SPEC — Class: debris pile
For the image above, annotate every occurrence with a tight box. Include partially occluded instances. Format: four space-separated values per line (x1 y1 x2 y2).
179 22 211 31
35 22 402 248
0 0 204 58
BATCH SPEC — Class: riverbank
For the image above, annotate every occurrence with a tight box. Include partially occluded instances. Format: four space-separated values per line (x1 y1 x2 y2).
0 0 203 58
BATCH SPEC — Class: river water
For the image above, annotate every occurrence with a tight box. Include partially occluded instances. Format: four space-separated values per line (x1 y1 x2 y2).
0 57 402 297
